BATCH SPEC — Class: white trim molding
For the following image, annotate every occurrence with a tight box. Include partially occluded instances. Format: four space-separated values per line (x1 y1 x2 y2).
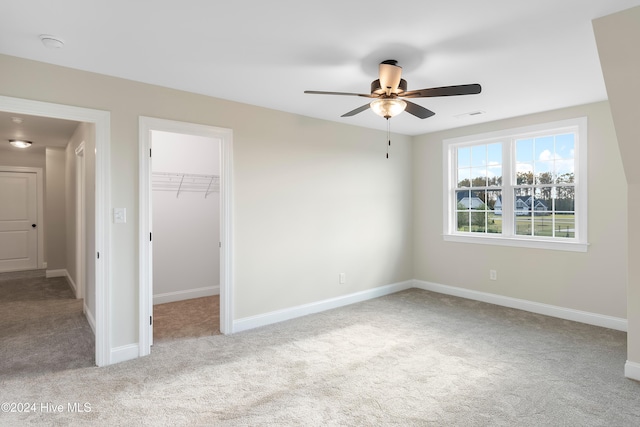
413 280 627 332
85 303 96 335
45 269 68 278
625 360 640 382
234 280 414 333
153 286 219 305
110 344 139 365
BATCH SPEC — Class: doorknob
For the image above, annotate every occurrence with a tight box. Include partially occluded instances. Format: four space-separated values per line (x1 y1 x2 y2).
32 224 36 228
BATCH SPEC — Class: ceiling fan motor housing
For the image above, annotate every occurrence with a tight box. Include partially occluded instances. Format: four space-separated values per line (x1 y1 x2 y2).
371 79 407 96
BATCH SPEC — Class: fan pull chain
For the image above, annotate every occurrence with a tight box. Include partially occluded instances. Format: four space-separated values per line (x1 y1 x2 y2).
386 118 391 159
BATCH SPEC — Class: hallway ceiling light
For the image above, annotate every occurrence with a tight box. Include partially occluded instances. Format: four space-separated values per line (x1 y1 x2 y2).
9 139 33 148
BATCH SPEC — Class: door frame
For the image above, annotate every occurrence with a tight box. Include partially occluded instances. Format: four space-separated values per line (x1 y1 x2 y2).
0 95 112 367
138 116 234 357
75 142 86 300
0 167 43 271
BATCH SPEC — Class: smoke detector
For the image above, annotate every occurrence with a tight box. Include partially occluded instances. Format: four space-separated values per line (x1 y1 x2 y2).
39 34 64 49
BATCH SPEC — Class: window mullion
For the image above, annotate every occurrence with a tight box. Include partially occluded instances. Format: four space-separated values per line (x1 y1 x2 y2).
501 138 514 237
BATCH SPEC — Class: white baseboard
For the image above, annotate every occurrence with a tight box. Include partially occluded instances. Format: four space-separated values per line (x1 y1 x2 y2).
110 344 140 365
66 273 78 295
153 286 219 305
413 280 628 332
45 268 67 278
625 360 640 381
84 303 96 335
233 280 414 333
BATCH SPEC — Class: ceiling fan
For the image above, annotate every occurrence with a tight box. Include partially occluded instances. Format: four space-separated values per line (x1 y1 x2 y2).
305 60 481 120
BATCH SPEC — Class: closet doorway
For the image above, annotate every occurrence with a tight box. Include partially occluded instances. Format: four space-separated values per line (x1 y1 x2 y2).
139 117 234 356
152 131 220 342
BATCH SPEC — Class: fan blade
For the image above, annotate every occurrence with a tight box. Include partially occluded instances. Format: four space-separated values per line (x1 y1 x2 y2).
404 100 435 119
401 84 482 98
304 90 375 98
341 103 371 117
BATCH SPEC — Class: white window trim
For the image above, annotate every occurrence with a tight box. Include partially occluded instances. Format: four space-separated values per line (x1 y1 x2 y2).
442 117 588 252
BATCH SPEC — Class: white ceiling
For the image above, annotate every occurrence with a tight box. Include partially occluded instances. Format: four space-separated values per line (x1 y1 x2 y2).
1 0 639 138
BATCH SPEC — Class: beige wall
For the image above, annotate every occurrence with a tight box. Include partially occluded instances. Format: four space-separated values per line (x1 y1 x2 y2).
593 6 640 365
413 101 627 318
45 147 66 270
0 53 414 349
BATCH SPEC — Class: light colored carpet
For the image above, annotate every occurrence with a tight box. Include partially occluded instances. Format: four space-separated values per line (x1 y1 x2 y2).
2 288 640 426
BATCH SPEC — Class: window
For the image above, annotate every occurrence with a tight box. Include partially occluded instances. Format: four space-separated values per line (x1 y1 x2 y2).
443 117 587 252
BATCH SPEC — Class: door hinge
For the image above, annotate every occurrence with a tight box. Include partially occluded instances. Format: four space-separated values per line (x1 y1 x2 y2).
150 316 153 326
150 232 152 242
97 252 100 259
149 148 152 157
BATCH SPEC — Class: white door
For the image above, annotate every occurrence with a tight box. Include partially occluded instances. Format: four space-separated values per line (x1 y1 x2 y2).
0 171 38 272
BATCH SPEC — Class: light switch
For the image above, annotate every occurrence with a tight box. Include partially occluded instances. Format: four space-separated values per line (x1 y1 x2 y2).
113 207 126 224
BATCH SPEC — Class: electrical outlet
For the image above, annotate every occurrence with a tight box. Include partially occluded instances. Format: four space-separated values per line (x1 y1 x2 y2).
490 270 497 281
339 273 346 284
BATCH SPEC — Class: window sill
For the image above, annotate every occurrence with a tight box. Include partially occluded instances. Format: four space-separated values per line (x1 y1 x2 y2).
443 234 589 252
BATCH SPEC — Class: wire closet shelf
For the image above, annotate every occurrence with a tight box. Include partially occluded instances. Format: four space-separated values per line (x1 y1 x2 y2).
152 172 220 198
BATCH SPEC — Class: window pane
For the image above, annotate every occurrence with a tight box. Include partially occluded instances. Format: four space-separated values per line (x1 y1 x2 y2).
535 163 553 185
487 190 502 233
556 172 574 184
457 211 470 231
471 145 486 167
554 132 575 182
487 143 502 186
516 139 533 163
470 190 486 209
554 214 575 238
457 146 471 168
487 143 502 164
471 167 487 187
555 186 574 212
514 188 532 214
456 190 471 210
470 212 486 232
534 187 552 215
515 216 532 236
485 190 500 211
533 213 553 237
457 168 471 188
535 136 554 161
516 164 533 185
487 165 502 186
555 133 575 160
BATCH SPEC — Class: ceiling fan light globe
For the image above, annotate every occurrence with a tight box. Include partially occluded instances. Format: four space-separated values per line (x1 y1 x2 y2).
370 98 406 119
